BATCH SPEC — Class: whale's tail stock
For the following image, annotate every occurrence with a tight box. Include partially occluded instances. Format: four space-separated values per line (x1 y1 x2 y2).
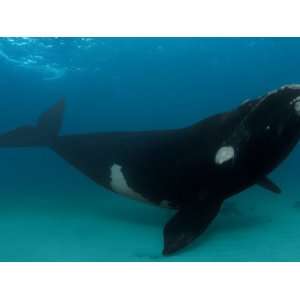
0 99 65 148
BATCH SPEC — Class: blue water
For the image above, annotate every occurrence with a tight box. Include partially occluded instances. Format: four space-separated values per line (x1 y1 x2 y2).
0 37 300 261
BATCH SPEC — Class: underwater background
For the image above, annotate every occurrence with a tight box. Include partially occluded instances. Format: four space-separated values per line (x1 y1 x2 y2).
0 37 300 261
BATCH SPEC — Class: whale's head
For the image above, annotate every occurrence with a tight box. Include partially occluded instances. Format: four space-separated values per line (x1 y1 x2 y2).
216 84 300 174
244 84 300 143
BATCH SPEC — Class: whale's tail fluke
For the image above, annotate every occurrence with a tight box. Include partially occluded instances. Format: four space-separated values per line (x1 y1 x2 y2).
0 99 65 148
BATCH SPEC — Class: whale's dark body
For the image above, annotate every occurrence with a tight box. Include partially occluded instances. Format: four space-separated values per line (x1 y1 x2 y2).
1 84 300 255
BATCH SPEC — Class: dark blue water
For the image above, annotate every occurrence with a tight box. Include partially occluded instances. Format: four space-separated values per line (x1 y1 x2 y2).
0 37 300 261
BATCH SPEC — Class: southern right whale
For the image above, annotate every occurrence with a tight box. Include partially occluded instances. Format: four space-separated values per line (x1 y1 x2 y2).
0 84 300 255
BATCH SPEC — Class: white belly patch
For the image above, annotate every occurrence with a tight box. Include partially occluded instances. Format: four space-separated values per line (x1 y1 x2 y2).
110 164 147 202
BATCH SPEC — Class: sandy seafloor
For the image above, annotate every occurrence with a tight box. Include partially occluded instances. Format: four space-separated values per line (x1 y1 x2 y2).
0 147 299 262
1 38 300 261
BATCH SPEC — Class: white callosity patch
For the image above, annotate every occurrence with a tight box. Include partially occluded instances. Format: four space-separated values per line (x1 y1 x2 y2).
215 146 235 165
267 89 279 96
281 84 300 90
289 96 300 116
294 101 300 116
261 88 281 102
110 164 147 202
241 98 250 105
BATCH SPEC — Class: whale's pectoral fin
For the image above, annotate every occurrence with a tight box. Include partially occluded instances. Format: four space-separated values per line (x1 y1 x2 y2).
257 177 281 194
162 197 222 256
